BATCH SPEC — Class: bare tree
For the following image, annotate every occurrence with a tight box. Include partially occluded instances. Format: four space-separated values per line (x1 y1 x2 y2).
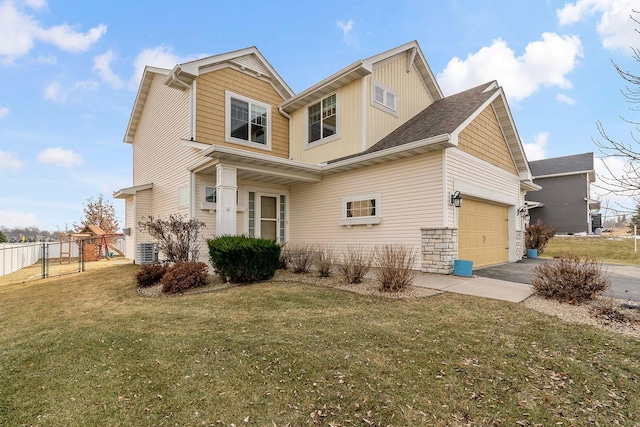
74 194 120 234
594 10 640 211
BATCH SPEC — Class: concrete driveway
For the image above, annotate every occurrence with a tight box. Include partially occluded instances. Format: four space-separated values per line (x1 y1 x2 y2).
474 258 640 301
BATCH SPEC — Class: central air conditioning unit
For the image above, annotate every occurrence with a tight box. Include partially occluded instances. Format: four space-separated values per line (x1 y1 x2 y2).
137 243 158 265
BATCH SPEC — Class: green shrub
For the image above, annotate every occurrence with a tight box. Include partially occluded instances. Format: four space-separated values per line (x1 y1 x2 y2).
208 235 281 283
374 245 417 292
161 261 209 294
532 255 611 303
525 219 556 253
135 264 167 288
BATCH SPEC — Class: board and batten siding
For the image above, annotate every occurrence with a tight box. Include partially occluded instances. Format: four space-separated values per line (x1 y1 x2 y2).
289 79 363 164
289 151 444 268
195 67 289 158
457 106 518 175
367 56 434 148
132 73 199 222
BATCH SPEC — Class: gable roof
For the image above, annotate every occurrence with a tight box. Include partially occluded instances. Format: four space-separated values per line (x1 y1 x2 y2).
165 46 294 99
280 41 443 113
326 81 531 179
124 47 294 143
529 152 595 181
124 66 170 143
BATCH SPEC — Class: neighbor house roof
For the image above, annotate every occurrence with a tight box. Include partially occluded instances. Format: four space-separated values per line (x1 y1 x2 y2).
529 152 595 182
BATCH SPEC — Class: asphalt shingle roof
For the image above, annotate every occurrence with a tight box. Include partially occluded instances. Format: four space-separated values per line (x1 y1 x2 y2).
528 152 594 177
328 81 498 163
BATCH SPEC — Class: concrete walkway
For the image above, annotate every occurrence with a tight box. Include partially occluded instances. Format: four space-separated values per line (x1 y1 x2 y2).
411 272 535 303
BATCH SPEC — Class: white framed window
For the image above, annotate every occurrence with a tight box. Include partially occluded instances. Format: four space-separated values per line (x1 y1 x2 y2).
371 80 398 116
307 93 338 146
338 193 382 227
178 186 189 207
225 91 271 150
200 185 243 211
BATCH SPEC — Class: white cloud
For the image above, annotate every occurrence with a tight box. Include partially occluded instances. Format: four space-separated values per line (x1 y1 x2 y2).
0 210 38 228
44 81 66 103
0 104 9 117
336 19 357 46
438 33 583 101
523 132 549 161
556 93 577 105
0 151 22 170
129 45 203 90
37 147 83 167
74 79 99 91
22 0 46 10
93 50 123 89
558 0 637 52
0 0 106 64
37 23 107 53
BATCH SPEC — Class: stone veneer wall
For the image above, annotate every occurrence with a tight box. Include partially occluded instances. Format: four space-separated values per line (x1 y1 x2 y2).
421 227 458 274
516 229 524 260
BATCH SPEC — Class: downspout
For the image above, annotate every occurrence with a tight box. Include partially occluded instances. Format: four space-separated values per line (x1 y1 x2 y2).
279 106 293 160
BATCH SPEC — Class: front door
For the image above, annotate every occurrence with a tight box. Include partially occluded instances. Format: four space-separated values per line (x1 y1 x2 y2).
260 195 278 241
249 192 286 242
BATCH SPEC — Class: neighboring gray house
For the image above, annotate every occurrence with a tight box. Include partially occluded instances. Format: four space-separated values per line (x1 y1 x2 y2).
525 152 601 234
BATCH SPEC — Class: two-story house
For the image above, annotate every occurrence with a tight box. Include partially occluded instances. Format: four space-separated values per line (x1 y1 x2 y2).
114 41 538 273
525 152 600 234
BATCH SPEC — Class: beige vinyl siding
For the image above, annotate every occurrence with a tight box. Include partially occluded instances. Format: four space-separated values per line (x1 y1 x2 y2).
457 106 518 174
135 189 153 249
446 148 520 226
196 67 289 158
290 79 363 164
289 151 444 268
133 73 198 221
124 196 135 260
367 57 434 147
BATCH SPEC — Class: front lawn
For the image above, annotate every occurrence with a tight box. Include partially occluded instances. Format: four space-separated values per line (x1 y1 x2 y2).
1 265 639 425
541 235 640 265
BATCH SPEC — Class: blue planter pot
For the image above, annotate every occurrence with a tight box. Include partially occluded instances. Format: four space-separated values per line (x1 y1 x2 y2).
453 259 473 277
526 248 538 258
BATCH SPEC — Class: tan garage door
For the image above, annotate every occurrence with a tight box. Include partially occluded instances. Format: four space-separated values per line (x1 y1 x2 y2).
458 198 509 268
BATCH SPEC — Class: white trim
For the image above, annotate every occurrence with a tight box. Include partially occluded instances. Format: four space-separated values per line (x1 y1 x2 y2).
189 171 196 218
532 170 594 179
305 92 340 148
442 149 448 227
113 183 153 199
406 47 417 73
453 180 517 206
190 80 197 139
200 185 217 210
361 76 367 151
370 79 398 116
181 139 210 150
339 193 382 227
225 90 272 151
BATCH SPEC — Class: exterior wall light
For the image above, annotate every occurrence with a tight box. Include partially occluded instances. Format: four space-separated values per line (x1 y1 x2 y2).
451 191 462 208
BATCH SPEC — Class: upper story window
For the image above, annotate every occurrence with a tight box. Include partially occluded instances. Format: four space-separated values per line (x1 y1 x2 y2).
308 93 337 144
225 91 271 150
371 80 398 116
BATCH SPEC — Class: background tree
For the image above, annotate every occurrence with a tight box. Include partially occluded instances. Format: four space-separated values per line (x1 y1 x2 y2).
74 194 120 234
595 10 640 210
629 203 640 234
0 230 7 243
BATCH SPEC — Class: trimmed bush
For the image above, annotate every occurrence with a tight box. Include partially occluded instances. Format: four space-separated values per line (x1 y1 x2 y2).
337 245 372 284
532 256 611 303
208 235 281 283
135 264 167 288
314 246 336 277
525 219 556 253
374 245 417 292
289 243 317 274
161 261 209 294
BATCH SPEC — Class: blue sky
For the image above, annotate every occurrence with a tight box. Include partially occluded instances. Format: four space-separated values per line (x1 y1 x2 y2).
0 0 638 230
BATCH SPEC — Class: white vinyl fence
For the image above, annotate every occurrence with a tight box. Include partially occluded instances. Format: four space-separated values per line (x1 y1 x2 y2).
0 243 43 277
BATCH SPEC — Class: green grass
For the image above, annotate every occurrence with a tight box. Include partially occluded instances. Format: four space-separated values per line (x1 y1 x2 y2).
542 235 640 265
1 265 640 425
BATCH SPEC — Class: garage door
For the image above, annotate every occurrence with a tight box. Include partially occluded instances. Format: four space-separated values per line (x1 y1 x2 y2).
458 198 509 268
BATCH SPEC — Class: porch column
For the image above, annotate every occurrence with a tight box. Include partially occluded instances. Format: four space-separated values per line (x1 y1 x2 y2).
216 164 237 235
